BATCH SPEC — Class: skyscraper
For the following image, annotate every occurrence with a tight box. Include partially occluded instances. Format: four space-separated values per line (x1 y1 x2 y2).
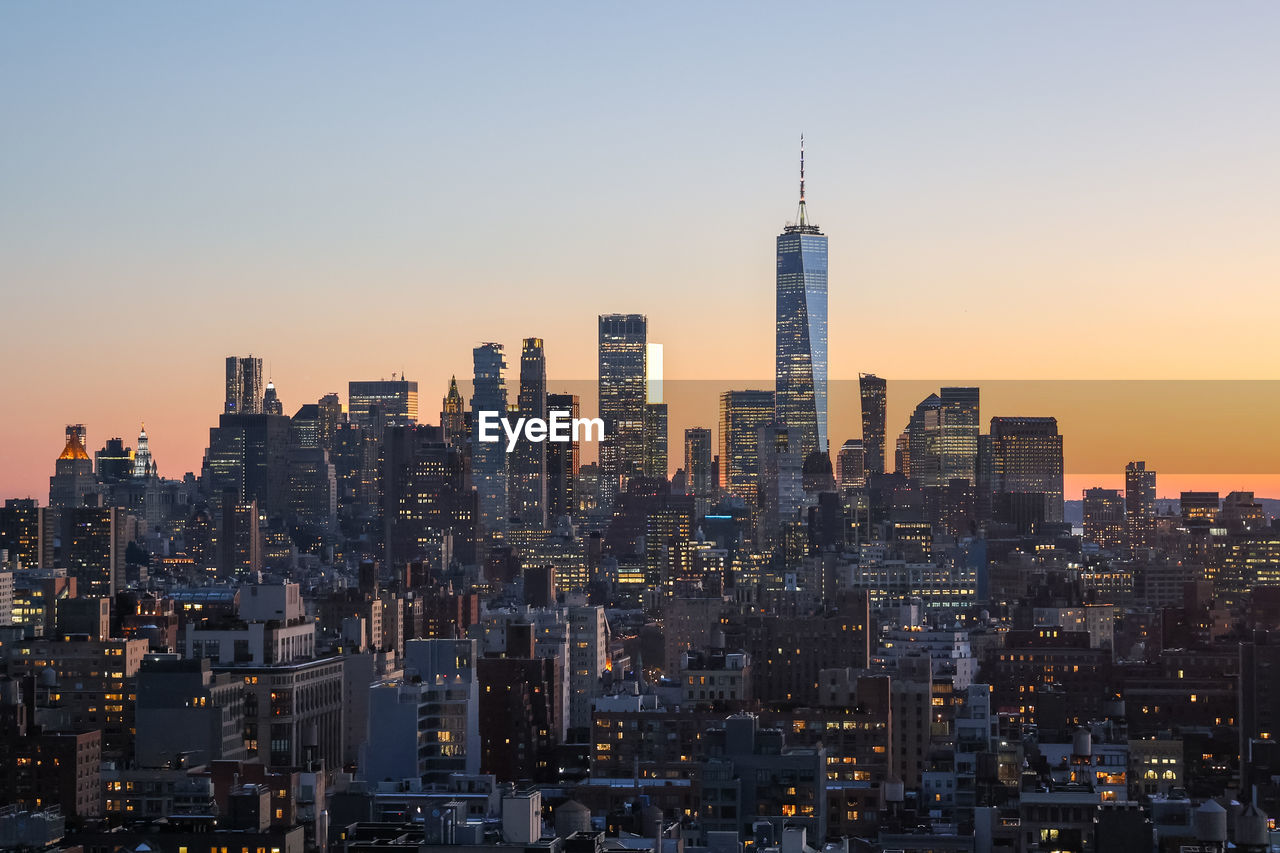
261 380 283 415
988 416 1065 525
348 378 419 432
859 374 887 477
1124 461 1156 552
132 424 157 479
939 386 980 486
1083 487 1125 550
644 403 669 481
470 343 509 541
904 394 942 486
441 376 468 445
775 137 829 459
50 424 97 508
836 439 866 490
718 390 775 505
95 437 134 484
598 314 647 508
546 393 580 520
684 427 714 519
225 356 264 415
511 338 548 526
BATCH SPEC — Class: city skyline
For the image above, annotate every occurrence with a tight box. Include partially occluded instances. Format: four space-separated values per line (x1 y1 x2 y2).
5 2 1280 497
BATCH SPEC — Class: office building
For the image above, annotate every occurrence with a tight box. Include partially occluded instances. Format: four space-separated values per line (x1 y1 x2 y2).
684 427 714 518
50 425 97 509
859 373 887 476
718 390 775 504
546 393 580 520
441 376 468 445
470 343 509 542
988 416 1065 525
261 380 283 415
132 424 157 479
202 413 292 519
836 439 865 490
643 402 668 481
95 437 133 484
348 378 419 431
775 139 829 458
1084 487 1125 551
510 338 548 527
598 314 647 508
904 393 942 486
939 386 979 485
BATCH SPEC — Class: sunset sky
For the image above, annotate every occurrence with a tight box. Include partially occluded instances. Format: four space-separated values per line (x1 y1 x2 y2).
3 2 1280 501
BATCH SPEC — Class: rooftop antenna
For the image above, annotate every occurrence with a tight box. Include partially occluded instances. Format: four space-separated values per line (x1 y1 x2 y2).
797 134 808 227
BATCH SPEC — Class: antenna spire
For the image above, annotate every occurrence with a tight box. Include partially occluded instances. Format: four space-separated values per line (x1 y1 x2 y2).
797 134 808 226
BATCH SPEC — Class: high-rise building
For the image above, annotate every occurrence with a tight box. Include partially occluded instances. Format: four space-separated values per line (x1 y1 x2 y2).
775 138 829 459
904 394 942 487
132 424 157 479
202 413 292 519
348 378 419 432
757 424 804 548
568 605 607 732
546 393 580 520
316 392 343 451
441 376 468 445
718 390 775 504
644 402 669 481
363 639 480 784
939 386 979 486
286 447 337 533
0 499 51 569
511 338 548 526
988 417 1065 525
58 505 126 597
1083 487 1125 551
470 344 509 541
684 427 714 519
225 356 264 415
261 380 283 415
836 439 865 490
859 374 887 477
50 425 97 509
1124 461 1156 552
217 496 262 576
598 314 647 508
95 437 133 484
383 426 478 568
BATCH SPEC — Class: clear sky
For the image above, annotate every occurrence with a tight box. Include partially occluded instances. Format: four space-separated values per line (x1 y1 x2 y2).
3 2 1280 500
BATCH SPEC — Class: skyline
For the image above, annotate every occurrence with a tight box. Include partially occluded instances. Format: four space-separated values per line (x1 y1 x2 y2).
5 2 1280 499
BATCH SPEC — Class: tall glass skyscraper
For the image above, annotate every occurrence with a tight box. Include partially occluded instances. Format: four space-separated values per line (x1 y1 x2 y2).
470 343 508 542
775 139 829 459
598 314 647 509
511 338 548 527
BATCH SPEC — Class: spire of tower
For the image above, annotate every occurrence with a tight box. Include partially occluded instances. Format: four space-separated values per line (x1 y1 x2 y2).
798 134 807 226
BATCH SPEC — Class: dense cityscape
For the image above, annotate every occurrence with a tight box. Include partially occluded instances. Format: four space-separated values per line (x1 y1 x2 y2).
1 148 1278 853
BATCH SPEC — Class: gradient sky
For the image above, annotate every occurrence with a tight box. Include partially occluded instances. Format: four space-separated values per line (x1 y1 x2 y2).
3 2 1280 501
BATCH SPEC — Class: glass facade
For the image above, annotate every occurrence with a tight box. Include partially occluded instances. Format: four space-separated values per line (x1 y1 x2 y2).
598 313 647 508
470 343 508 540
776 226 828 459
